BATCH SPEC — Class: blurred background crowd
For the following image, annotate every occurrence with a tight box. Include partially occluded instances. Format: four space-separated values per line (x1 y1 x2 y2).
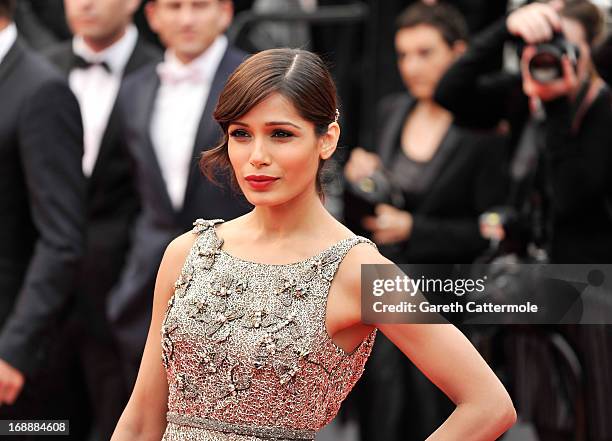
1 0 612 440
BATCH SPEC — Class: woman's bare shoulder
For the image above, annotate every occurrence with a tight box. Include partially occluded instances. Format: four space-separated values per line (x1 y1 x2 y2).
167 231 199 258
160 231 199 277
150 231 200 315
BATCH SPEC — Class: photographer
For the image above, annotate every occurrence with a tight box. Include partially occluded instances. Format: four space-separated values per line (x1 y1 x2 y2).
435 0 612 263
343 3 508 265
342 4 509 440
436 2 612 440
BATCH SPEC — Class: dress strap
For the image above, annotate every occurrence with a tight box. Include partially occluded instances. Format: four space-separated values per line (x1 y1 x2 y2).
191 218 225 235
174 218 225 279
310 236 377 284
336 235 377 255
172 220 224 296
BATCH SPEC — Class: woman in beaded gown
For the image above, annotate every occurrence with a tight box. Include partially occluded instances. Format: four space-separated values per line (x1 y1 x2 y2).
111 49 516 441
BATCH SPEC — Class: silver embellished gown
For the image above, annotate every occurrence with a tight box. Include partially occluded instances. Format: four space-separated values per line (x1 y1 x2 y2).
160 219 377 441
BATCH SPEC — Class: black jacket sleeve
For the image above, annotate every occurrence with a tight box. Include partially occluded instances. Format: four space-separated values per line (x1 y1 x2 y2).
434 18 525 129
0 78 86 375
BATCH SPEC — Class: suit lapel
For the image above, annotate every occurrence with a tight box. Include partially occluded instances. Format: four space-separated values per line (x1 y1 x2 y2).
379 95 415 167
122 38 159 76
377 94 462 199
90 40 161 181
181 48 235 213
135 69 177 215
414 125 462 197
0 40 23 85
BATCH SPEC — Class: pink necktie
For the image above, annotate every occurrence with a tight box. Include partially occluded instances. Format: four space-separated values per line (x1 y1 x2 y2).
157 61 207 85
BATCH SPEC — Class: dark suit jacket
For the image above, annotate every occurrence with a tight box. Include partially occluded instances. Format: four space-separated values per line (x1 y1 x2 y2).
108 46 250 371
0 39 86 375
44 37 161 342
345 93 510 263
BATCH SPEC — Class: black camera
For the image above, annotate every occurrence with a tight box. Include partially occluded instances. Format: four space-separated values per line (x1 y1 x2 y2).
347 170 405 208
528 32 580 83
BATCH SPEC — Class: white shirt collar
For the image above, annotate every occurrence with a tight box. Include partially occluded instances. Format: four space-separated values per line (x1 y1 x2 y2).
0 23 17 65
162 34 228 83
72 24 138 75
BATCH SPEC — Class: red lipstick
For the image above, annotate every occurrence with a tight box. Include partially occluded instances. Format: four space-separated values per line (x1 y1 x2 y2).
245 175 279 190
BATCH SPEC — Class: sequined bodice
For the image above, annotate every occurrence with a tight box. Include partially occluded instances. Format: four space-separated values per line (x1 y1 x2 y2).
161 219 377 440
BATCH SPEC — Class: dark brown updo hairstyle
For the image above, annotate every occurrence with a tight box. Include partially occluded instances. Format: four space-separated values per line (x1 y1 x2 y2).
200 48 339 198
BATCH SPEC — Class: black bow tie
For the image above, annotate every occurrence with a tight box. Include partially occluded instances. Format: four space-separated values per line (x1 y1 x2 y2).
71 53 112 74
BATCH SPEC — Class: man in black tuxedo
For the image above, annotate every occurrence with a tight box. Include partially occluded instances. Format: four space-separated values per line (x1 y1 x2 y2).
108 0 250 389
44 0 161 438
0 0 86 431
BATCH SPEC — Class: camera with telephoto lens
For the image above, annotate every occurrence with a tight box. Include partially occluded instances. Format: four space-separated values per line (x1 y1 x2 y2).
528 32 580 83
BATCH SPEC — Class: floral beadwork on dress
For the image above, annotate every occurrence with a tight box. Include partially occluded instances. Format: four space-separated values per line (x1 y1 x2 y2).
160 218 378 441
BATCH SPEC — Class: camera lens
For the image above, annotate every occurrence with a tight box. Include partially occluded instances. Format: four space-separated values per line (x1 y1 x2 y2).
529 51 563 83
526 33 580 84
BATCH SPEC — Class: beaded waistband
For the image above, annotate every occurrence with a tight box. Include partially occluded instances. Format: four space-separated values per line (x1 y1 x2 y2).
166 413 316 440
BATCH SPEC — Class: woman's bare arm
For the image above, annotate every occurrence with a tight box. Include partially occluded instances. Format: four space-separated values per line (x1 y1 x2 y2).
111 232 197 441
379 322 516 440
337 245 516 440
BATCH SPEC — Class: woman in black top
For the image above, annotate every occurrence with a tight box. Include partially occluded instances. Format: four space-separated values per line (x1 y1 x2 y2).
342 4 509 440
344 3 509 265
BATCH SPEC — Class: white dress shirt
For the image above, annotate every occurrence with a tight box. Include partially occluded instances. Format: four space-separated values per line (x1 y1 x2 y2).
70 25 138 176
150 35 228 211
0 23 17 65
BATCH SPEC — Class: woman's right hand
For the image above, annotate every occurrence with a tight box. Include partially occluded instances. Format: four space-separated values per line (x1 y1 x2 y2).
506 0 563 44
344 147 382 184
